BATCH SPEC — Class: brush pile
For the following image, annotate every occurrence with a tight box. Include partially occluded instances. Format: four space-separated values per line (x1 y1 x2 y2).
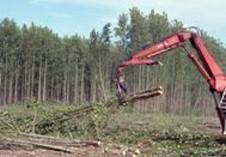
0 86 163 137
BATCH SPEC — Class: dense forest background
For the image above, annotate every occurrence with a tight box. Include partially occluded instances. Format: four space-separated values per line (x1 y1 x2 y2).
0 8 226 114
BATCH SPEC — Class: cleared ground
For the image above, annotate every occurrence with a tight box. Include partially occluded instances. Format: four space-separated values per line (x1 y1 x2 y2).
0 104 226 157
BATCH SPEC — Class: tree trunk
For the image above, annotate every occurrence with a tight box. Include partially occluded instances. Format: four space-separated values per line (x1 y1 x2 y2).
98 57 106 101
74 62 78 104
3 74 7 104
31 56 35 98
27 64 31 99
8 73 13 104
25 63 31 99
3 58 7 105
80 64 84 104
66 73 70 104
38 60 42 102
14 72 18 103
50 77 54 101
42 59 47 101
24 65 28 99
63 71 67 103
56 77 60 102
91 75 96 103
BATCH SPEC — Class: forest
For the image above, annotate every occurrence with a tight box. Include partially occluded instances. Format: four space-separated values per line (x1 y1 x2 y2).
0 7 226 114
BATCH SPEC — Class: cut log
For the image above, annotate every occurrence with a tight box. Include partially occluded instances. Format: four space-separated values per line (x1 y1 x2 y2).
1 137 74 153
119 86 163 105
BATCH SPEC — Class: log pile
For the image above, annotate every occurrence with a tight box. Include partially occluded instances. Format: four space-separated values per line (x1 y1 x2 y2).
0 133 141 156
118 86 163 105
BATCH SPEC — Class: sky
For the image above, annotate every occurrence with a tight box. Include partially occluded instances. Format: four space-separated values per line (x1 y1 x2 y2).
0 0 225 43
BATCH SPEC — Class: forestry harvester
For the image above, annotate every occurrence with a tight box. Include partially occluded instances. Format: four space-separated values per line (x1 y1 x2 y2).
115 27 226 135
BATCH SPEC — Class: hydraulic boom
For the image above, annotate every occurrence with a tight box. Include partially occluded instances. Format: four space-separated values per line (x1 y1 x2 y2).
115 27 226 134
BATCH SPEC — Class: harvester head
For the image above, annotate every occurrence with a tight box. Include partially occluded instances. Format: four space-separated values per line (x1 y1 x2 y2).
114 75 163 104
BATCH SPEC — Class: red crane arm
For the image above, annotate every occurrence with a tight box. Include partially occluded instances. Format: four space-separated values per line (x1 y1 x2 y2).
115 28 226 135
116 30 226 92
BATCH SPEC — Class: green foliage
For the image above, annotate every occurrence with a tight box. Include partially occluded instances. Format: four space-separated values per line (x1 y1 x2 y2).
0 8 226 114
0 102 110 139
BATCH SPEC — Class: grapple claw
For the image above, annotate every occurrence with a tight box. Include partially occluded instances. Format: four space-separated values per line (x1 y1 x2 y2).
115 76 128 101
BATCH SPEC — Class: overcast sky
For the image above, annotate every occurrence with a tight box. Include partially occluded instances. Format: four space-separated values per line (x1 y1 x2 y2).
0 0 225 43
